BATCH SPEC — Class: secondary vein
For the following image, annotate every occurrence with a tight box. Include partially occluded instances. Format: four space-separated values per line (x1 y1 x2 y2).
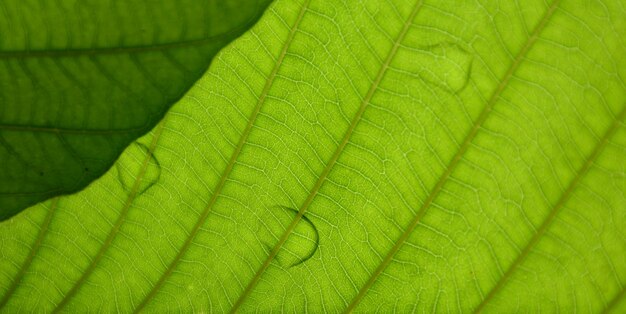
474 104 626 313
52 118 169 312
604 283 626 314
0 124 145 135
132 1 312 311
0 198 58 309
344 0 562 312
230 0 425 311
0 6 264 60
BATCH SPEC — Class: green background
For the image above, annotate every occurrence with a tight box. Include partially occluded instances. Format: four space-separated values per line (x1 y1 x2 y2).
1 0 625 312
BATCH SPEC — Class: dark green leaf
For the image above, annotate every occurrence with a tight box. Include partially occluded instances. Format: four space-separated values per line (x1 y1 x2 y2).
0 0 272 220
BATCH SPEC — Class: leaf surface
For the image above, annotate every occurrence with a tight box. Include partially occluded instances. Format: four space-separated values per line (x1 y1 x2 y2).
1 0 626 312
0 0 272 220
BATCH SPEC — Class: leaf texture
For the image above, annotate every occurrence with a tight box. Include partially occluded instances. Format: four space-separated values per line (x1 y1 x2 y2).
0 0 272 220
1 0 626 312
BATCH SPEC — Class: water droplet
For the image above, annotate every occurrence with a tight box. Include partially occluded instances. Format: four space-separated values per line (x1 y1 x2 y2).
116 142 161 196
259 206 319 268
396 42 473 93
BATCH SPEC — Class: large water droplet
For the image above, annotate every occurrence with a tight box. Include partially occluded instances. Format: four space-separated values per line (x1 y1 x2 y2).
259 206 319 268
116 142 161 196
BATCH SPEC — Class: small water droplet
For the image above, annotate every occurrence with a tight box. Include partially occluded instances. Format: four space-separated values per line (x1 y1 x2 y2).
259 206 319 268
116 142 161 196
396 42 473 93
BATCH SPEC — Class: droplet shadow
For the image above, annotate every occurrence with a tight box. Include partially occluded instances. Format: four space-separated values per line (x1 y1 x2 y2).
115 142 161 196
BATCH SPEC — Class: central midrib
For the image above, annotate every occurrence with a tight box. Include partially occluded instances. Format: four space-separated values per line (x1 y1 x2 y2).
344 0 562 311
229 0 425 311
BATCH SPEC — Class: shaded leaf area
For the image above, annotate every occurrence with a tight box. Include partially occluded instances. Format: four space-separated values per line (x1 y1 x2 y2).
0 0 273 220
1 0 626 312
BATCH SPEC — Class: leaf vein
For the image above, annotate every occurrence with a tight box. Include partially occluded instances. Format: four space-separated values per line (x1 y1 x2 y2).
604 283 626 314
0 198 58 309
132 1 312 311
344 0 563 311
0 7 265 60
230 0 426 311
474 104 626 312
52 119 168 312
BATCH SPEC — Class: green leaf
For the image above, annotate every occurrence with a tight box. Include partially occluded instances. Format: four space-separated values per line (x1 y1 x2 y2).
2 0 626 312
0 0 272 220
